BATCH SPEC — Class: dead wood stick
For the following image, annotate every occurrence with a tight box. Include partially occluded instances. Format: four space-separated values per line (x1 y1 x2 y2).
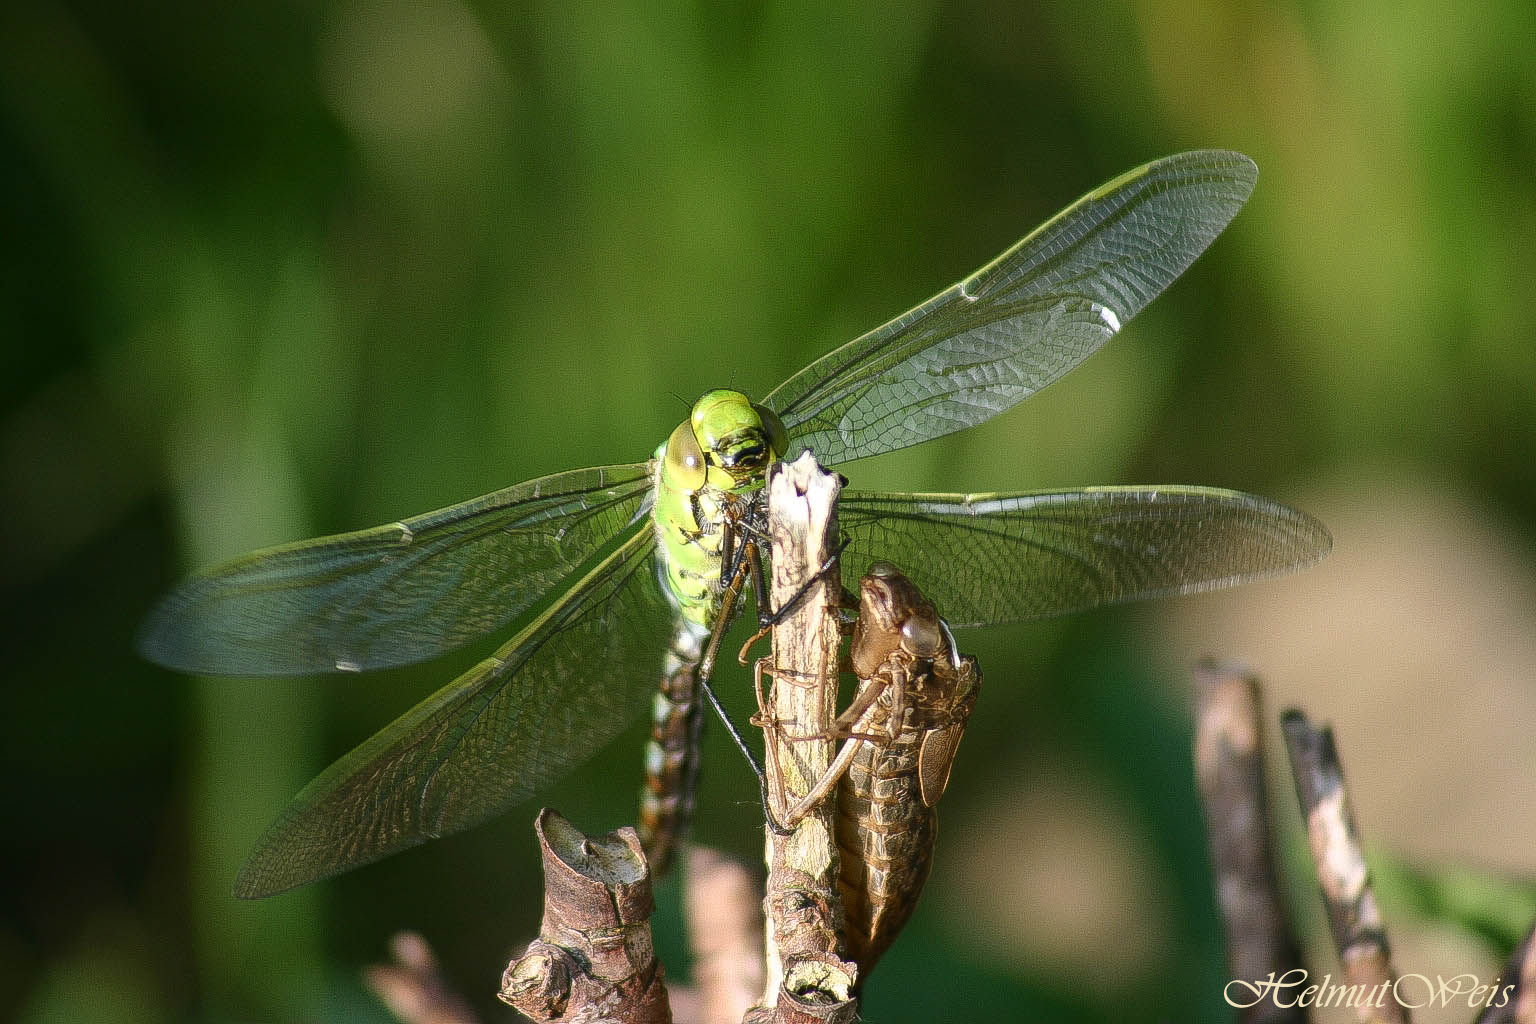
678 847 765 1024
1282 710 1407 1024
1192 660 1307 1024
499 810 669 1024
365 931 482 1024
754 452 857 1020
1473 917 1536 1024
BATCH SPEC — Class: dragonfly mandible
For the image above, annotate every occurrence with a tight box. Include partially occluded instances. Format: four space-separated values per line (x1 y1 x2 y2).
138 150 1330 898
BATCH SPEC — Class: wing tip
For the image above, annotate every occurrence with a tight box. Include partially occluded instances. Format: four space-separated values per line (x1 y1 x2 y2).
1192 486 1335 570
230 829 359 902
1237 489 1333 565
134 578 249 675
232 858 320 900
1296 508 1334 563
231 818 310 899
1165 148 1259 189
231 868 283 901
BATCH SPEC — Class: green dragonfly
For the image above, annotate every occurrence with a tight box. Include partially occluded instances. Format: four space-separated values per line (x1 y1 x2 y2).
139 150 1330 898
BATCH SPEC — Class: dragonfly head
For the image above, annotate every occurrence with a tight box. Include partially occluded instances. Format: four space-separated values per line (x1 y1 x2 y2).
664 389 788 491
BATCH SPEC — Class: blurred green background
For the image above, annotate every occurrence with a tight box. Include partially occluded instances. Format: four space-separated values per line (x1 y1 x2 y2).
4 0 1535 1022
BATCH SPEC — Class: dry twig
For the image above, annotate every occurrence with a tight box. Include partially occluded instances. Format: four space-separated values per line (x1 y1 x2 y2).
1282 710 1407 1024
1193 660 1307 1024
675 847 766 1024
499 810 669 1024
1473 918 1536 1024
365 931 482 1024
754 453 858 1019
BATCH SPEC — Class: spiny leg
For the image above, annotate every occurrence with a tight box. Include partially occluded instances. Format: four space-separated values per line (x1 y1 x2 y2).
734 538 854 667
696 540 766 781
688 530 788 839
642 513 793 870
724 489 847 632
699 504 851 842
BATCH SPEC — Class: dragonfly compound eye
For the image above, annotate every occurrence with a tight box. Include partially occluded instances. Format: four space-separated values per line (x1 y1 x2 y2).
753 403 789 459
663 419 708 491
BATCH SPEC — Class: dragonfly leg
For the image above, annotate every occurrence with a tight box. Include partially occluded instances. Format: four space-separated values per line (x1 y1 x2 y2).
698 536 751 684
695 669 783 843
751 536 852 633
715 498 757 592
718 506 854 837
697 675 764 781
718 506 773 630
639 541 771 874
731 543 853 672
695 538 769 783
640 635 773 870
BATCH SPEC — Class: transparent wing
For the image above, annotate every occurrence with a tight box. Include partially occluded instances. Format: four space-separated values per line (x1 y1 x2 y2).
233 521 673 897
838 486 1330 628
137 463 655 675
763 151 1257 466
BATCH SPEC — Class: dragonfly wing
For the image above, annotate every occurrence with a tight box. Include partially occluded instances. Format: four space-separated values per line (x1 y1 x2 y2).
764 151 1257 466
138 462 655 675
839 486 1330 628
233 521 673 897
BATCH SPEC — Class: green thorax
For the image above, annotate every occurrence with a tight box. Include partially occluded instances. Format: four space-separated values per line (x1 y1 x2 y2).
652 389 787 626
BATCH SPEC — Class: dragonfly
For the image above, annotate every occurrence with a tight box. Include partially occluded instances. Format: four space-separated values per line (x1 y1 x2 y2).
138 149 1331 899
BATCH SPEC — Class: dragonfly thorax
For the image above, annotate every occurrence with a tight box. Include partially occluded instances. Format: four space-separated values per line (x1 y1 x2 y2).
652 390 787 626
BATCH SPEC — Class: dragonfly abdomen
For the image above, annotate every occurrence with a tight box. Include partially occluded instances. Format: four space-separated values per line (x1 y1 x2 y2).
639 395 782 872
636 618 709 874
